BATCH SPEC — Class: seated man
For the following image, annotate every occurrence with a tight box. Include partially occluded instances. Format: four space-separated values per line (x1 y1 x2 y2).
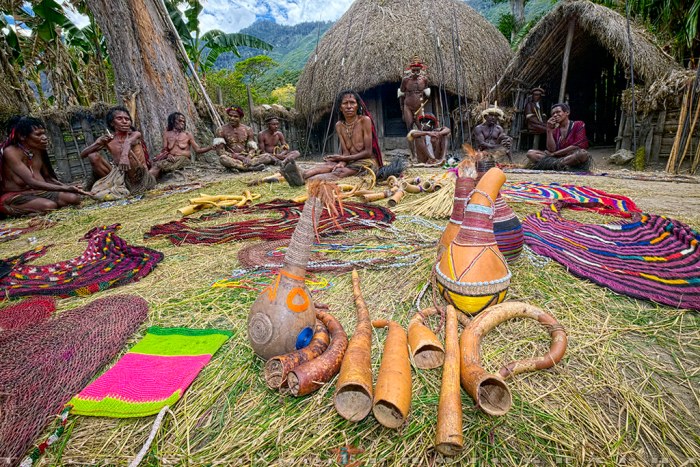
258 117 300 165
80 106 157 194
281 90 383 186
525 87 548 134
526 103 590 171
152 112 212 178
214 106 275 172
407 113 451 164
1 117 87 217
474 106 513 163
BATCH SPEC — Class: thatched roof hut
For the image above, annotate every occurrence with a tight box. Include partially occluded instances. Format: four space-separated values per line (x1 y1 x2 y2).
492 0 681 149
295 0 512 150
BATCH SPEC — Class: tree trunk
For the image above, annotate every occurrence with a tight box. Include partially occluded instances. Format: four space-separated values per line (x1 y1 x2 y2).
85 0 198 155
510 0 525 38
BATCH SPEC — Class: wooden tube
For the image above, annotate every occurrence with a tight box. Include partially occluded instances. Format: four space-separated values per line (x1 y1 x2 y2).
460 301 567 416
404 183 422 194
421 180 435 192
362 190 392 202
407 307 444 369
435 305 463 456
264 320 330 389
334 270 373 422
287 311 348 396
387 189 405 207
372 319 411 429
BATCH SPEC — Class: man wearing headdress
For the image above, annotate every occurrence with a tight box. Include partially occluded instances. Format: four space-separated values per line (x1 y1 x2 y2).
151 112 213 178
399 56 430 131
1 116 88 216
526 103 590 171
213 106 276 172
407 113 451 165
281 90 383 186
474 106 513 163
524 87 547 134
258 117 300 165
80 106 157 193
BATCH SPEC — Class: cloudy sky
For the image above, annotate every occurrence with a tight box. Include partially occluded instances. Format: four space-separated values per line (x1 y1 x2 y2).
65 0 356 33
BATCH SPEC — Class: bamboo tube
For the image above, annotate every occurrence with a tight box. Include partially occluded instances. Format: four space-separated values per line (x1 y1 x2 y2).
386 176 399 187
404 183 421 194
362 189 393 202
264 320 330 389
387 189 405 207
435 305 463 456
407 307 444 369
372 319 411 428
178 204 205 216
334 270 373 421
286 311 348 396
188 194 244 204
460 301 567 416
421 180 436 192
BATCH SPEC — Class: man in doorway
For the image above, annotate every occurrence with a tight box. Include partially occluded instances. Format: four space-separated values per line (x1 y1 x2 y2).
474 106 513 163
152 112 213 178
214 106 275 172
526 103 590 171
407 113 451 165
281 90 382 186
525 87 547 134
1 117 88 217
80 106 156 194
398 56 430 131
258 116 300 165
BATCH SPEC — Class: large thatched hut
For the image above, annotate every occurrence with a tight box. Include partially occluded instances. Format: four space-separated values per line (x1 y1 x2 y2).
295 0 512 152
492 0 681 154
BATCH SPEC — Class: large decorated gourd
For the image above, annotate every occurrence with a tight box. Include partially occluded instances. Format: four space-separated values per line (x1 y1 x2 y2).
437 158 477 256
247 183 331 360
436 167 511 314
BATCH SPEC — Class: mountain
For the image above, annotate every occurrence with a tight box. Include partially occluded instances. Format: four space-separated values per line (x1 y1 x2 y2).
214 20 333 92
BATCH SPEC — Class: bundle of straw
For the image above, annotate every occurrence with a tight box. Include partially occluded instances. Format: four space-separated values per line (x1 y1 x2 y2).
392 174 456 218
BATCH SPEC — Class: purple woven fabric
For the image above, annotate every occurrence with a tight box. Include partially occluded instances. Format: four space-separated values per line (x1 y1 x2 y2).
0 295 148 466
524 202 700 310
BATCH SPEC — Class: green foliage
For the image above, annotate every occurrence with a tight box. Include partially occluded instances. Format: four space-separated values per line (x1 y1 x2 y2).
270 84 296 108
234 56 277 87
204 57 279 107
497 13 517 39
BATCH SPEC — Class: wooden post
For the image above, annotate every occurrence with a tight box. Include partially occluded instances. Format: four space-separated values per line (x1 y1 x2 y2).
216 87 223 106
616 111 627 151
650 110 666 163
46 122 72 182
559 20 576 103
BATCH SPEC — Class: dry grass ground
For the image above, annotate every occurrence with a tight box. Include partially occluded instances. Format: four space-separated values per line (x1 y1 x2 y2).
1 156 699 466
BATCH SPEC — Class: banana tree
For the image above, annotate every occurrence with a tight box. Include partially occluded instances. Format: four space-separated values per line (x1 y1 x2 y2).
164 0 273 75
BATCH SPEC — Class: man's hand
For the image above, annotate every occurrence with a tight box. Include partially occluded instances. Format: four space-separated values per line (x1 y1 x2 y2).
167 155 177 163
96 134 113 148
118 158 131 172
324 155 341 163
70 186 93 197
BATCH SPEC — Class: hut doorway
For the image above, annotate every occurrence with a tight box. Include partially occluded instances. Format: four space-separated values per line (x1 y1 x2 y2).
379 83 407 137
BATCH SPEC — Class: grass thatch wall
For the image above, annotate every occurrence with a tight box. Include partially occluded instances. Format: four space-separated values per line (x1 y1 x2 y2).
295 0 512 121
492 0 681 101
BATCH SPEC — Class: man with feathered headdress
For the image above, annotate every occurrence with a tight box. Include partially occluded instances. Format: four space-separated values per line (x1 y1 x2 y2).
474 105 513 163
398 56 430 132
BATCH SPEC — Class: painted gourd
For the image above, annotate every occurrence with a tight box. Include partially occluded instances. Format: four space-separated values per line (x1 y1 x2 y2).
436 167 511 314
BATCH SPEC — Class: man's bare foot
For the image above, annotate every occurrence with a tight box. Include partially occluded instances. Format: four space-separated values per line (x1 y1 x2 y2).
280 159 305 187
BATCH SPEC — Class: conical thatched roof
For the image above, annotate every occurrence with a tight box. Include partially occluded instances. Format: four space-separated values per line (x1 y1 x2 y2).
492 0 681 99
295 0 512 120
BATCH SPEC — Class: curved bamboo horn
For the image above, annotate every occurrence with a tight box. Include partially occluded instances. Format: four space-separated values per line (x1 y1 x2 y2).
460 301 568 416
372 319 411 429
407 307 444 369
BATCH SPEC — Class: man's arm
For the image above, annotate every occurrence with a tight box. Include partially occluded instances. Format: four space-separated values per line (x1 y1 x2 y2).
545 118 557 153
474 126 495 149
80 134 113 158
277 132 288 147
551 121 587 157
189 133 212 155
118 131 142 170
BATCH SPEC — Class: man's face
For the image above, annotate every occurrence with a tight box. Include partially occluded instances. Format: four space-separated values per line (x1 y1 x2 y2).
420 119 434 131
23 126 49 150
112 111 132 132
411 65 422 76
174 115 186 131
532 92 542 102
227 111 241 125
485 114 497 125
267 119 279 132
340 94 359 119
551 106 569 123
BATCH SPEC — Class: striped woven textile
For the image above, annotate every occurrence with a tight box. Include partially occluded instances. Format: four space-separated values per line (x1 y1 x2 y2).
523 202 700 310
494 195 523 262
70 327 231 418
502 182 640 217
0 224 163 300
144 199 395 246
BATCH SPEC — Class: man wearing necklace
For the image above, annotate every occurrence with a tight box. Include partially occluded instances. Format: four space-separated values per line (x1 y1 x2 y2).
152 112 212 178
281 90 382 185
407 113 451 165
258 117 300 165
526 103 590 171
1 117 87 217
80 106 157 193
399 56 430 131
214 106 275 172
474 106 513 163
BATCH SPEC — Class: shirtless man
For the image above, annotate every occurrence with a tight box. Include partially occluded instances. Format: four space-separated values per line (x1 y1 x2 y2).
526 103 590 171
524 87 547 134
257 117 300 165
1 117 87 216
80 106 156 193
474 107 513 163
399 57 430 131
281 90 382 186
214 106 275 172
408 113 451 164
152 112 212 178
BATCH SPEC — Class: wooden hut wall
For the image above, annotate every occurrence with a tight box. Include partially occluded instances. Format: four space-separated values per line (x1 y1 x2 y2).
46 115 108 183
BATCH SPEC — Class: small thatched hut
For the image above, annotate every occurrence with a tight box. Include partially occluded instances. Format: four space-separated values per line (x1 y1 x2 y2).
295 0 512 152
492 0 681 152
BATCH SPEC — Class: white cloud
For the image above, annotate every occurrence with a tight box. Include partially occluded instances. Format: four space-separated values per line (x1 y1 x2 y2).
62 4 90 29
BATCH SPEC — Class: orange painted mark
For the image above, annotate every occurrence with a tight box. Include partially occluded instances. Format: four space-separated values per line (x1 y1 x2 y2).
286 287 310 313
279 269 305 282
